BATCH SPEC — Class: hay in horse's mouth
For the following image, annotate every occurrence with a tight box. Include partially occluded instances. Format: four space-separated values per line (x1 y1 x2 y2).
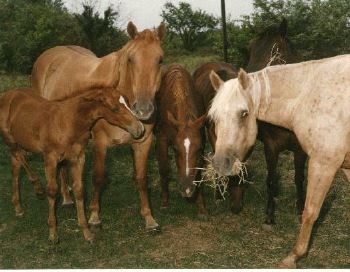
194 154 249 199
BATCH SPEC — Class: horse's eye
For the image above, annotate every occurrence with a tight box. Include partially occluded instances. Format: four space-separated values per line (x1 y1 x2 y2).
240 110 249 119
158 58 163 65
128 57 133 63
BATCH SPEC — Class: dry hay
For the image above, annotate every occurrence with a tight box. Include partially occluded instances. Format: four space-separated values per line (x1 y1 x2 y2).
194 154 250 199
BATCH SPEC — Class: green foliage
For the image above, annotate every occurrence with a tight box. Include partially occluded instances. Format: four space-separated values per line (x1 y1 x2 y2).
245 0 350 60
161 1 218 51
74 4 128 57
0 0 128 73
0 0 81 73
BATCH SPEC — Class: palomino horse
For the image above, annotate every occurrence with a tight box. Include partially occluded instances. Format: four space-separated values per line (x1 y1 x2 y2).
0 87 143 243
208 54 350 268
193 19 307 224
192 62 245 213
156 64 207 216
31 22 165 232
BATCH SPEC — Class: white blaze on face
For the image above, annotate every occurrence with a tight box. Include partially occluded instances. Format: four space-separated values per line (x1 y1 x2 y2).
119 95 135 115
184 138 191 176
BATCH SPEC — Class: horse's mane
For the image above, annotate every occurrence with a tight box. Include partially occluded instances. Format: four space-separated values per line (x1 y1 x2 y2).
161 64 198 121
208 68 272 122
134 29 160 42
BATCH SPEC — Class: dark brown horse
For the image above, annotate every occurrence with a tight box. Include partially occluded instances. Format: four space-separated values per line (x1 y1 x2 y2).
0 87 143 243
31 22 165 232
156 64 207 216
193 19 307 226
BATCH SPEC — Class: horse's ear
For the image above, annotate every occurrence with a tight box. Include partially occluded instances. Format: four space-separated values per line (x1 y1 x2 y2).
157 22 166 41
209 70 224 92
190 114 207 129
127 21 138 39
167 111 181 128
238 68 250 90
279 18 288 38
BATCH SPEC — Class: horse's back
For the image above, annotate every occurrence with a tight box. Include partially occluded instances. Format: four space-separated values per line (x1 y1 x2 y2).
31 46 98 99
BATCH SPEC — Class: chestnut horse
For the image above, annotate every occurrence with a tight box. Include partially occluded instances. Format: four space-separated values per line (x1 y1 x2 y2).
0 87 143 243
208 55 350 267
193 19 307 225
156 64 207 216
31 22 165 232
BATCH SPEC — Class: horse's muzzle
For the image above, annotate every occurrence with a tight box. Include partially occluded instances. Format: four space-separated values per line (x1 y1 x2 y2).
213 155 236 176
131 101 154 121
128 122 145 139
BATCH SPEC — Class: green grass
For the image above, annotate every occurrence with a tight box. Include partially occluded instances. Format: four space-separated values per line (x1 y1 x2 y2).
0 71 349 268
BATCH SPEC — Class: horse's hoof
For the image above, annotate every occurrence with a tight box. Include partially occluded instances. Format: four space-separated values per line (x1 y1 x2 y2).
262 223 274 232
278 256 297 269
15 211 24 217
90 223 102 232
36 192 46 200
146 225 161 235
198 214 209 221
231 205 243 214
160 204 168 210
48 236 59 244
62 200 74 207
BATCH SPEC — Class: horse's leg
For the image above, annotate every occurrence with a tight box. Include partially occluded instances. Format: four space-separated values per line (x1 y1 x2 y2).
89 132 108 226
59 167 74 206
44 153 59 243
70 154 94 242
279 158 339 268
228 175 245 214
156 133 170 209
131 133 160 232
293 150 307 216
263 142 279 226
10 152 24 216
196 185 208 218
17 152 45 198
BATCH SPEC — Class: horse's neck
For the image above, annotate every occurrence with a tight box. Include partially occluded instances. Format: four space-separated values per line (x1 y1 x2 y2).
89 51 122 88
254 67 305 130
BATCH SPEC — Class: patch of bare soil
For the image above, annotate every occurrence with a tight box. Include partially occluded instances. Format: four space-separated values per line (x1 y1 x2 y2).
147 218 219 264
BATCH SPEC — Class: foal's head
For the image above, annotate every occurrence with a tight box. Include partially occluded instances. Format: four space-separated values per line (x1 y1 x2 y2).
84 89 145 139
208 70 257 176
167 112 206 198
120 22 166 121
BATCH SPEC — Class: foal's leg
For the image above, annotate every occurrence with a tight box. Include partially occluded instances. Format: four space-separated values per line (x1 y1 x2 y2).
59 167 74 206
293 150 307 216
89 132 108 226
279 157 340 268
70 154 94 242
132 133 160 232
263 142 279 226
196 185 208 218
10 153 23 216
156 133 170 209
44 153 59 243
17 152 45 198
228 175 245 214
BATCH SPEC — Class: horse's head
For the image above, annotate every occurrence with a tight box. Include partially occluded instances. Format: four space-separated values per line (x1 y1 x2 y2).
246 19 294 72
84 89 145 139
121 21 166 121
167 112 206 198
208 69 257 176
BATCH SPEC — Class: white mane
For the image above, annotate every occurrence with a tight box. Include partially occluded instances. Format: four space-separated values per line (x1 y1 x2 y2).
208 68 272 122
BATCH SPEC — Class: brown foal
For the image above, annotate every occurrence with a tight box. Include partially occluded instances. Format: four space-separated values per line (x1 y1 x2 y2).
156 64 207 216
0 88 143 243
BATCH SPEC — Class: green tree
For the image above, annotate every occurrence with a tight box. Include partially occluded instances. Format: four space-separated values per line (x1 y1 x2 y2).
0 0 81 73
74 3 128 57
244 0 350 60
161 1 218 51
